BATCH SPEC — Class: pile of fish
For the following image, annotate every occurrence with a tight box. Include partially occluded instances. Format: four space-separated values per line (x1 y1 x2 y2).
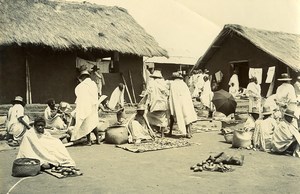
51 166 82 177
190 152 244 173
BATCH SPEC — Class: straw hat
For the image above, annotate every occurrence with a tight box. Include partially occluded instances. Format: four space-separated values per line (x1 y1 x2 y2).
150 70 163 78
11 96 25 106
172 72 183 79
249 107 259 115
99 95 108 104
284 108 296 118
262 106 272 115
277 73 292 81
79 70 90 76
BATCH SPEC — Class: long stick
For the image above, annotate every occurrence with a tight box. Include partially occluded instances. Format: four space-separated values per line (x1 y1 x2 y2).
121 74 134 106
128 70 137 103
25 57 32 104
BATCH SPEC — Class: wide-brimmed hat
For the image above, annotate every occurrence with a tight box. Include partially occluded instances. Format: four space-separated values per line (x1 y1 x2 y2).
11 96 25 106
99 95 108 104
249 107 259 114
92 65 100 71
136 104 146 111
262 106 272 115
79 70 90 76
150 70 163 78
172 72 183 79
284 108 296 118
277 73 292 81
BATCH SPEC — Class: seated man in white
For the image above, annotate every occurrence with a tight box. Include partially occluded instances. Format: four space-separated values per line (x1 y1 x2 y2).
17 117 76 169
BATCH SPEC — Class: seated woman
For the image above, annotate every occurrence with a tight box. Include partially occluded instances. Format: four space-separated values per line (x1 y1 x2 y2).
127 104 155 144
17 117 77 169
6 96 31 146
44 98 66 130
253 106 277 151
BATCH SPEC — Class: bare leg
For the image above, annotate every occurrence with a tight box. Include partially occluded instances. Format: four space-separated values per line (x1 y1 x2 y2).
186 124 192 138
93 127 100 144
160 126 164 138
86 134 92 146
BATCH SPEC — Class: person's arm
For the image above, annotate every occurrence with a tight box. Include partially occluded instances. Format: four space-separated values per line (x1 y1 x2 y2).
18 116 31 129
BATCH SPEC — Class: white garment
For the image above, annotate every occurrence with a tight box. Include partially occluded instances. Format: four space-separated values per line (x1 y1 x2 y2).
169 79 197 135
275 83 297 104
229 74 239 91
6 104 29 140
200 80 213 109
44 106 66 130
71 78 98 141
246 82 261 112
17 128 75 166
108 86 125 110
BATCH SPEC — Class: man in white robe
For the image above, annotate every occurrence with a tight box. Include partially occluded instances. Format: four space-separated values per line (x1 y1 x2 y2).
169 72 197 138
271 109 300 157
275 73 297 106
246 77 261 113
228 70 239 97
145 70 169 137
6 96 30 145
17 117 76 167
70 70 100 145
200 75 213 111
44 98 66 130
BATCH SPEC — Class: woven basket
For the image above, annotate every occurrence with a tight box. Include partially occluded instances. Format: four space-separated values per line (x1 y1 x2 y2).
105 125 128 145
12 158 40 177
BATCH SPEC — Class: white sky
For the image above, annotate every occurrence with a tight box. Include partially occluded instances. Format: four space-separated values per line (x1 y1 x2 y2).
66 0 300 60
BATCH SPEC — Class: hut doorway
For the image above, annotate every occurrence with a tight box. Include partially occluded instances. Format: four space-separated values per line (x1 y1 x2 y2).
230 60 249 89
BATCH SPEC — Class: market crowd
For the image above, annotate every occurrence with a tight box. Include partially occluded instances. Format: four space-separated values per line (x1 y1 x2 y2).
4 65 300 170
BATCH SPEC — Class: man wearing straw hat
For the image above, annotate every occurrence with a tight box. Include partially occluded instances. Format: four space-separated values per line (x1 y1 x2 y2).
6 96 30 146
168 72 197 138
275 73 297 107
253 106 277 151
69 69 100 146
145 69 169 137
271 108 300 157
127 104 155 144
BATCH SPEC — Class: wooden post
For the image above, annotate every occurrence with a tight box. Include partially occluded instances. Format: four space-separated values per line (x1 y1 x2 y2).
121 74 134 106
128 70 137 103
25 57 32 104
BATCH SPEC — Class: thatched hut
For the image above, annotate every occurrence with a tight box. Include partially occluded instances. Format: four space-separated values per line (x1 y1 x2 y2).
193 24 300 96
0 0 167 104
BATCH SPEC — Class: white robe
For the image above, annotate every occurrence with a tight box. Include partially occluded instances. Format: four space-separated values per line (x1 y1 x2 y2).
229 74 239 97
17 128 75 166
200 80 213 109
246 82 261 112
71 78 98 141
108 86 125 110
276 83 297 104
169 79 197 135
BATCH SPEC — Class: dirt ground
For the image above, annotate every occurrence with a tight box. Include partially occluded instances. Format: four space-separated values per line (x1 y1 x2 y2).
0 104 300 194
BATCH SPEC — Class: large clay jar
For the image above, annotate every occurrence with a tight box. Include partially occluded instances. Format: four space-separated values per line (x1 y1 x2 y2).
105 125 128 145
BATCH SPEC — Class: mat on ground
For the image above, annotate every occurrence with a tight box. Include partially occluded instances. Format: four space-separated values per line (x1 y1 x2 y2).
116 138 191 153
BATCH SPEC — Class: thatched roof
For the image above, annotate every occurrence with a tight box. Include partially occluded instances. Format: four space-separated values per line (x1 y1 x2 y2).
0 0 168 57
195 24 300 72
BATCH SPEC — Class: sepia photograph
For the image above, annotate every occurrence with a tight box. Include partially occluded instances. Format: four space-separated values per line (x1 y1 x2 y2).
0 0 299 193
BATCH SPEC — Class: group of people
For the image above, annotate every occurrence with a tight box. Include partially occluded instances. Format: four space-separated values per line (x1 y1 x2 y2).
139 69 197 140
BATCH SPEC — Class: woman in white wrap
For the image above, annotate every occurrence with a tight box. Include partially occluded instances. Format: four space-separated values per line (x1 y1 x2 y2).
70 70 100 145
169 72 197 138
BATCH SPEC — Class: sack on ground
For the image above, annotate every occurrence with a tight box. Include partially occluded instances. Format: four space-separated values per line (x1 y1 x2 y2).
232 130 252 148
105 125 128 145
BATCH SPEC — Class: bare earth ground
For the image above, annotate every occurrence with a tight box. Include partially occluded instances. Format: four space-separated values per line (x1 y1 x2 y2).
0 104 300 194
